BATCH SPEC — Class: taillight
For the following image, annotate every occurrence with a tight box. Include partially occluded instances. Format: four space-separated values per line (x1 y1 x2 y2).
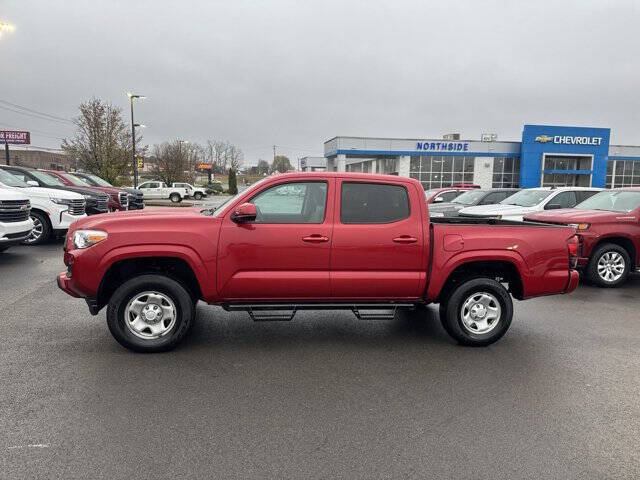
567 235 579 267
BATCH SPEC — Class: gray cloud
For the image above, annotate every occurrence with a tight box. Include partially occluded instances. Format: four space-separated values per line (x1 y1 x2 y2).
1 0 639 165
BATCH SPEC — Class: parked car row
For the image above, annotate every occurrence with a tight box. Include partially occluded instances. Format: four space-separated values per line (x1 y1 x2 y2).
0 167 145 249
427 185 640 288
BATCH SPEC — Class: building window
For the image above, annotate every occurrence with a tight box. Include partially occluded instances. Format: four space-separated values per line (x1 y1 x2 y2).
409 155 474 190
492 157 520 188
608 160 640 188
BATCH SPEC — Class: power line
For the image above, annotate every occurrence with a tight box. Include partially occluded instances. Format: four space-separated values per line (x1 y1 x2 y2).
0 98 73 123
0 104 74 126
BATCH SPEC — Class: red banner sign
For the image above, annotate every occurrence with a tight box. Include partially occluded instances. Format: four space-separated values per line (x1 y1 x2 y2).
0 130 30 145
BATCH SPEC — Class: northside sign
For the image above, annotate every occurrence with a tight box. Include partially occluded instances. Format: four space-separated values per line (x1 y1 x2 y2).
416 141 469 152
0 130 30 145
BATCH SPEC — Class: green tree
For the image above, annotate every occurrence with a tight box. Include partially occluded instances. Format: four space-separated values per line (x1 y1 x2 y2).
271 155 292 173
228 168 238 194
257 159 270 175
62 98 144 185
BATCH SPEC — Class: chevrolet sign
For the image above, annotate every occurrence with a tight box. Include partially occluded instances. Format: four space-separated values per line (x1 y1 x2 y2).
535 135 603 146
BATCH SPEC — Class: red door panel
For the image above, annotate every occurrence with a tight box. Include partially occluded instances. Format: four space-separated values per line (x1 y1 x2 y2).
217 179 334 300
330 179 427 299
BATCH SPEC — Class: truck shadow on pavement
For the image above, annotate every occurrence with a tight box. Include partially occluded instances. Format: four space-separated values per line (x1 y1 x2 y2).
181 305 457 352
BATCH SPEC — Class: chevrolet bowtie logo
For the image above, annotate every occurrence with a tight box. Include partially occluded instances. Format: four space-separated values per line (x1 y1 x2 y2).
535 135 554 143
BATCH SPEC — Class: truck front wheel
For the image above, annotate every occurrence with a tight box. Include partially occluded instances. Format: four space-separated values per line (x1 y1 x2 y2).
106 274 194 353
439 278 513 347
193 192 203 200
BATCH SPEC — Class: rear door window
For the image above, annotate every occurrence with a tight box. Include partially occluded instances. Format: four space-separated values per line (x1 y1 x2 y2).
341 182 409 224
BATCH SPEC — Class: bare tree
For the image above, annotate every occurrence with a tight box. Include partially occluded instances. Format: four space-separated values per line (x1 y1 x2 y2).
226 144 243 172
62 98 145 185
151 140 193 185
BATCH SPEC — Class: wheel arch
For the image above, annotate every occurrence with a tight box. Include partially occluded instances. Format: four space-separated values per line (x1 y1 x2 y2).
434 259 524 303
97 256 204 311
591 236 636 266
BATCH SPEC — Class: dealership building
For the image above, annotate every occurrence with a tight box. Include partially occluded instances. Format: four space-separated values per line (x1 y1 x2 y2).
323 125 640 189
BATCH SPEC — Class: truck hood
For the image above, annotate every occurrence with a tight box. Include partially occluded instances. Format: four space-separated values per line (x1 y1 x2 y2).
525 208 637 224
459 203 536 216
0 188 29 201
72 207 207 231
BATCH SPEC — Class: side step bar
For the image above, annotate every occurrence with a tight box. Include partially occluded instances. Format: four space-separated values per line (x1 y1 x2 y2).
224 303 415 322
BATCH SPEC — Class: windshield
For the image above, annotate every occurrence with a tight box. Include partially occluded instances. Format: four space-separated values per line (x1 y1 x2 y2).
501 189 552 207
0 168 29 188
29 170 66 186
452 190 487 205
81 173 113 187
576 191 640 213
63 173 92 186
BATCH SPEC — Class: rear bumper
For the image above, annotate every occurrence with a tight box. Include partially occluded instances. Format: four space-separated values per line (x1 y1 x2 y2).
564 269 580 294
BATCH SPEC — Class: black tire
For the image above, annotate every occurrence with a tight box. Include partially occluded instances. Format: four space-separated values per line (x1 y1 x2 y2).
439 278 513 347
0 246 10 253
194 192 203 200
106 274 194 353
169 193 182 203
22 211 51 245
586 243 631 288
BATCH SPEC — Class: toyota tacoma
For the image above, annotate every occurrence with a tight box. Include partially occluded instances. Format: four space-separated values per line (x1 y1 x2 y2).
58 173 580 352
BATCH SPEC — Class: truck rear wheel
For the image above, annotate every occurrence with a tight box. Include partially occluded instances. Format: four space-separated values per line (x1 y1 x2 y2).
439 278 513 346
106 274 194 353
586 243 630 288
170 193 182 203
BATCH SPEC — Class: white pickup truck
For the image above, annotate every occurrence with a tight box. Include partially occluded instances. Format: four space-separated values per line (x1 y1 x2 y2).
0 188 33 253
138 181 189 203
172 182 207 200
0 168 87 245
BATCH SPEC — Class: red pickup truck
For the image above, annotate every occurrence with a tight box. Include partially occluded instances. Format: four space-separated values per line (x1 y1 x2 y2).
526 188 640 287
57 172 579 352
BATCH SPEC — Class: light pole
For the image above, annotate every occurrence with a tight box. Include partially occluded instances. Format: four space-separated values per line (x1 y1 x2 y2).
127 92 146 187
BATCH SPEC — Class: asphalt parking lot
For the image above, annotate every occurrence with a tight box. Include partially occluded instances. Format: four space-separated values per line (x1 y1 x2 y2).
1 240 639 479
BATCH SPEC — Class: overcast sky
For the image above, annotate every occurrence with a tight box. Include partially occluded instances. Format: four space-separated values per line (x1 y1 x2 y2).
1 0 639 165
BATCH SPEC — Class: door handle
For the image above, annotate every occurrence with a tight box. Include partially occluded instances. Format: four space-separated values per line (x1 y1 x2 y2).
302 234 329 243
393 235 418 244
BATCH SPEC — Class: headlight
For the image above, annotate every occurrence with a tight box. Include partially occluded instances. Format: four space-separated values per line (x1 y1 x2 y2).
50 197 75 206
569 223 590 231
73 229 108 249
430 212 445 218
486 215 502 220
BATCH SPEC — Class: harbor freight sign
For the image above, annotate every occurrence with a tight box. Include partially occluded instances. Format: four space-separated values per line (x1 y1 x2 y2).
0 130 30 145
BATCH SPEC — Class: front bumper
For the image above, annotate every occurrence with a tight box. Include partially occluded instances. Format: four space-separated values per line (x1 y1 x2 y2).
52 210 87 230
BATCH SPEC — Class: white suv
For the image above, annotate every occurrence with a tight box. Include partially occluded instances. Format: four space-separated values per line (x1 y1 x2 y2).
0 189 34 253
458 187 603 221
0 168 87 245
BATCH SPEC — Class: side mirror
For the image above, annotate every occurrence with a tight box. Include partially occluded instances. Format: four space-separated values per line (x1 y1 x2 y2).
433 196 444 203
231 203 257 223
545 203 563 210
26 180 39 187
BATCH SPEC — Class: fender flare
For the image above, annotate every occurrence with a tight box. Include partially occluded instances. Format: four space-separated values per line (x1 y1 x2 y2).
427 249 528 301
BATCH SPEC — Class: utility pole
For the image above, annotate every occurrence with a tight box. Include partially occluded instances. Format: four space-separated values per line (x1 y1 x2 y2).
273 145 276 165
127 92 146 188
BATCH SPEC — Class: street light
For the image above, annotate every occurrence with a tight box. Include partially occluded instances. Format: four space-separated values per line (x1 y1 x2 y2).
127 92 146 187
0 22 15 37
